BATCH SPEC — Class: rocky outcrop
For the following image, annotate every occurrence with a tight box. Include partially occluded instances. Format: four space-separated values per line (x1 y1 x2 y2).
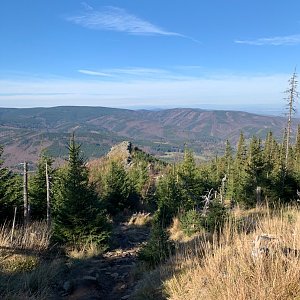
252 234 281 258
252 234 299 259
107 141 133 165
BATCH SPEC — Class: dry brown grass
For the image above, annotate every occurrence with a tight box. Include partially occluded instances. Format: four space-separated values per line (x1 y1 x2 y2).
164 206 300 300
66 241 106 259
128 212 152 227
0 222 65 299
0 221 51 252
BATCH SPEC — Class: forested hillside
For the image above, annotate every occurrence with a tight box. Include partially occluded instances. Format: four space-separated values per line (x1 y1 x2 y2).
0 106 295 168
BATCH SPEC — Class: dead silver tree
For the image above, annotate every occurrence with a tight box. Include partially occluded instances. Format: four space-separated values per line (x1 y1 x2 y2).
10 206 17 244
220 174 227 204
23 161 30 226
284 70 298 172
45 161 51 228
201 188 214 216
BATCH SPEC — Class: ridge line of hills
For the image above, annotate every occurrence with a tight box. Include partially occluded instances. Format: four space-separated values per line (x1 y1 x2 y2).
0 106 297 168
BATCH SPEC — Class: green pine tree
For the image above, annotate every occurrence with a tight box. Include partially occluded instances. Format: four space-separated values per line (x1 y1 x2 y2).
0 146 22 220
177 149 203 210
231 132 248 204
128 160 149 199
242 136 266 206
156 165 182 226
294 124 300 174
53 135 109 245
223 140 234 201
103 161 135 215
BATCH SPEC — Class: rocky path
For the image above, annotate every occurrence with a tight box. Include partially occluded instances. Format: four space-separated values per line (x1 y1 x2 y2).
59 218 151 300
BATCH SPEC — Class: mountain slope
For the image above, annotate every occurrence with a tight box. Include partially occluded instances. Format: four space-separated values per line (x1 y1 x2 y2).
0 106 295 168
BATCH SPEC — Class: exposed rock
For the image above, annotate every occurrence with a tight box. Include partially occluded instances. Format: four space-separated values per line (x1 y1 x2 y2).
111 272 119 279
252 234 281 259
82 275 98 282
107 141 132 165
252 233 299 259
63 280 73 293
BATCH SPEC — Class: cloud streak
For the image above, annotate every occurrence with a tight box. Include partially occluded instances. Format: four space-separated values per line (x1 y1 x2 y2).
66 6 200 43
78 69 113 77
78 67 172 79
67 6 181 36
235 34 300 46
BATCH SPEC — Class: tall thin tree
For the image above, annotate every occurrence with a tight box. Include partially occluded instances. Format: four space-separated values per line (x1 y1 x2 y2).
284 70 298 171
23 161 29 225
45 161 51 228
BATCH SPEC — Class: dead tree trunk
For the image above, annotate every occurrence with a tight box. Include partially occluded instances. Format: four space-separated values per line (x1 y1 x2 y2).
201 189 214 216
23 161 29 226
46 161 51 228
284 70 298 172
10 206 17 244
256 186 262 206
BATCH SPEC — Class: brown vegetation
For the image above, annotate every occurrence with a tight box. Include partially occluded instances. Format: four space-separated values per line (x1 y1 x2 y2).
165 207 300 300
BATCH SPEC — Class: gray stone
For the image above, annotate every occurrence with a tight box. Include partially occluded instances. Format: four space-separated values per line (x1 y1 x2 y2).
252 234 280 259
82 275 98 282
63 280 72 293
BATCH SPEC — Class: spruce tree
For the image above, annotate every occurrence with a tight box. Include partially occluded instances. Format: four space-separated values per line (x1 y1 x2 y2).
294 124 300 175
223 140 234 201
177 149 202 210
243 136 266 206
263 131 276 178
53 135 109 245
236 132 247 164
103 161 135 215
232 132 248 204
156 166 182 226
247 137 265 183
128 161 149 199
0 146 22 220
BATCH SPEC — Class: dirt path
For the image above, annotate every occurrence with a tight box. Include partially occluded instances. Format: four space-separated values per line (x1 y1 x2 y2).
59 219 150 300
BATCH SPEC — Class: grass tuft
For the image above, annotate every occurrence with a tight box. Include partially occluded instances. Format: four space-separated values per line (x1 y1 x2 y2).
0 221 51 252
128 212 152 227
66 240 106 260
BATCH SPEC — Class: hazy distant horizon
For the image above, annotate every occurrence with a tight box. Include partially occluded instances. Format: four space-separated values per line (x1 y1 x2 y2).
0 103 289 117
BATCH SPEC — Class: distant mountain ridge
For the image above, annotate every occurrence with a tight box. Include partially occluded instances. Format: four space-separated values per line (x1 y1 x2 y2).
0 106 297 168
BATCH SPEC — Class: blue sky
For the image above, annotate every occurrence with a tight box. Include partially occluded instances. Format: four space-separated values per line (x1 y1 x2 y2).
1 1 300 113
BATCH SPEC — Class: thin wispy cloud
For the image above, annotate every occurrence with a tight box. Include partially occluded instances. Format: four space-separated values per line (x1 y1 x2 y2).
66 5 200 43
67 6 179 36
78 69 113 77
235 34 300 46
77 67 201 81
78 67 170 78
